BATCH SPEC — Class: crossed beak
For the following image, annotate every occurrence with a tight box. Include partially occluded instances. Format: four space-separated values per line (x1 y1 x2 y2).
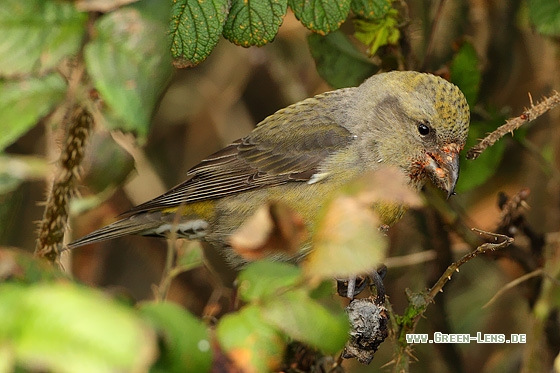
425 144 461 199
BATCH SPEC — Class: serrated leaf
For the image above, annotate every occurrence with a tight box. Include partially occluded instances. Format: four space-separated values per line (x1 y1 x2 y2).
0 74 66 152
528 0 560 36
353 8 400 56
261 289 349 354
139 302 212 373
84 0 173 140
450 42 480 108
308 31 378 88
170 0 230 67
0 0 87 77
0 283 156 373
351 0 392 20
289 0 351 34
237 261 302 302
222 0 287 47
217 305 286 372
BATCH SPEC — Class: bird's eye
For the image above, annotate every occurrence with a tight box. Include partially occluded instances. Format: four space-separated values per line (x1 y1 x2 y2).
418 122 431 136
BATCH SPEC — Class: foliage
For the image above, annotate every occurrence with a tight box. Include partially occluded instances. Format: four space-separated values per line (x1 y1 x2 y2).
528 0 560 36
169 0 393 65
0 280 156 372
308 30 379 89
2 0 560 372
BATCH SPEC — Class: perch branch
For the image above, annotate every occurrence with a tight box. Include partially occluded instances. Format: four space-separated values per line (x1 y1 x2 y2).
467 91 560 160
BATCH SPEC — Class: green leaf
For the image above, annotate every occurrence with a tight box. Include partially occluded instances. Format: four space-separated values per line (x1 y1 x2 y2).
84 0 173 140
170 0 230 67
261 289 349 354
528 0 560 37
139 302 212 373
308 30 378 89
222 0 287 47
0 0 87 77
353 8 400 56
0 283 156 373
350 0 393 20
0 74 66 152
0 155 49 195
289 0 351 34
175 241 205 273
0 248 67 283
456 115 507 193
237 261 302 302
217 305 286 372
81 133 135 193
450 42 480 107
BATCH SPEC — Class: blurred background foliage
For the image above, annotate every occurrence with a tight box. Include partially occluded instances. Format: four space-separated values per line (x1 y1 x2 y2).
1 0 560 372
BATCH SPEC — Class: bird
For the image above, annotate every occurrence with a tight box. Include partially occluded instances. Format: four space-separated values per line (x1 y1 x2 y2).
66 71 470 268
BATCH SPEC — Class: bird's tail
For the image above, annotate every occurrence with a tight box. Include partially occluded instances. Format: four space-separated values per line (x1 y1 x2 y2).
65 213 164 251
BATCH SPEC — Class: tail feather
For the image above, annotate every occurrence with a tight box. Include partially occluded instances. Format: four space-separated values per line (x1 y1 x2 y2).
65 214 162 250
66 212 211 251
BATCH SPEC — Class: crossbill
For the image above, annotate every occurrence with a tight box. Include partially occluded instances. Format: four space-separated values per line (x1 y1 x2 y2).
67 71 470 266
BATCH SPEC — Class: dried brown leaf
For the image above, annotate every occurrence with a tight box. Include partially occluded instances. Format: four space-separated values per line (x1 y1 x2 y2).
304 196 387 279
353 166 423 207
230 202 308 261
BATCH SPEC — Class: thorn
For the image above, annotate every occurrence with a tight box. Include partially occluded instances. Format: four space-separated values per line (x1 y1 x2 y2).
528 92 534 107
455 268 460 272
447 275 452 280
439 289 444 293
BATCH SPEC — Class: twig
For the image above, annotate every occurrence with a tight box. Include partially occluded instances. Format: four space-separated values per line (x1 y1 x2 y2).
497 188 530 230
427 229 513 298
384 250 437 268
483 269 544 309
394 229 513 371
467 91 560 160
421 0 447 71
153 207 182 302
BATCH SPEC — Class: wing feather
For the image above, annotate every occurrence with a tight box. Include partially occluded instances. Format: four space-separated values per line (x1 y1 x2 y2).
122 93 355 216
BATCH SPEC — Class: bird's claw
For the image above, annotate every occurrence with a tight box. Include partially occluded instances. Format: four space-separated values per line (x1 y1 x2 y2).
336 265 387 302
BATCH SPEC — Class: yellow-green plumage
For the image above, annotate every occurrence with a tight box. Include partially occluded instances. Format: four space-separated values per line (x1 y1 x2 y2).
67 71 470 266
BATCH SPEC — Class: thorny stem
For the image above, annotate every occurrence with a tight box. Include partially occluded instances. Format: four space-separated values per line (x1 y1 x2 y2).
427 229 514 299
467 91 560 160
394 229 513 372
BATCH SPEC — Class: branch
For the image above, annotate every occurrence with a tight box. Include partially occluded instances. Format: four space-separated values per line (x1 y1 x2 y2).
466 91 560 160
427 229 513 298
393 228 513 372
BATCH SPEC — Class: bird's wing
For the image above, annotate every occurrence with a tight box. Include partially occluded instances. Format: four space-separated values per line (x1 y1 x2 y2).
122 95 355 215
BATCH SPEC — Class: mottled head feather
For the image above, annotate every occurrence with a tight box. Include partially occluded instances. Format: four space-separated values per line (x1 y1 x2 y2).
391 71 470 146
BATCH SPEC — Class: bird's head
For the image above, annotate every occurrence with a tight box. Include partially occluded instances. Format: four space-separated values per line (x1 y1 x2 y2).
353 71 470 197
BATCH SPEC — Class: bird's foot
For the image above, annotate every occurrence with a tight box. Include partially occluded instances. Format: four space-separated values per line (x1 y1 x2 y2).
336 264 387 302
